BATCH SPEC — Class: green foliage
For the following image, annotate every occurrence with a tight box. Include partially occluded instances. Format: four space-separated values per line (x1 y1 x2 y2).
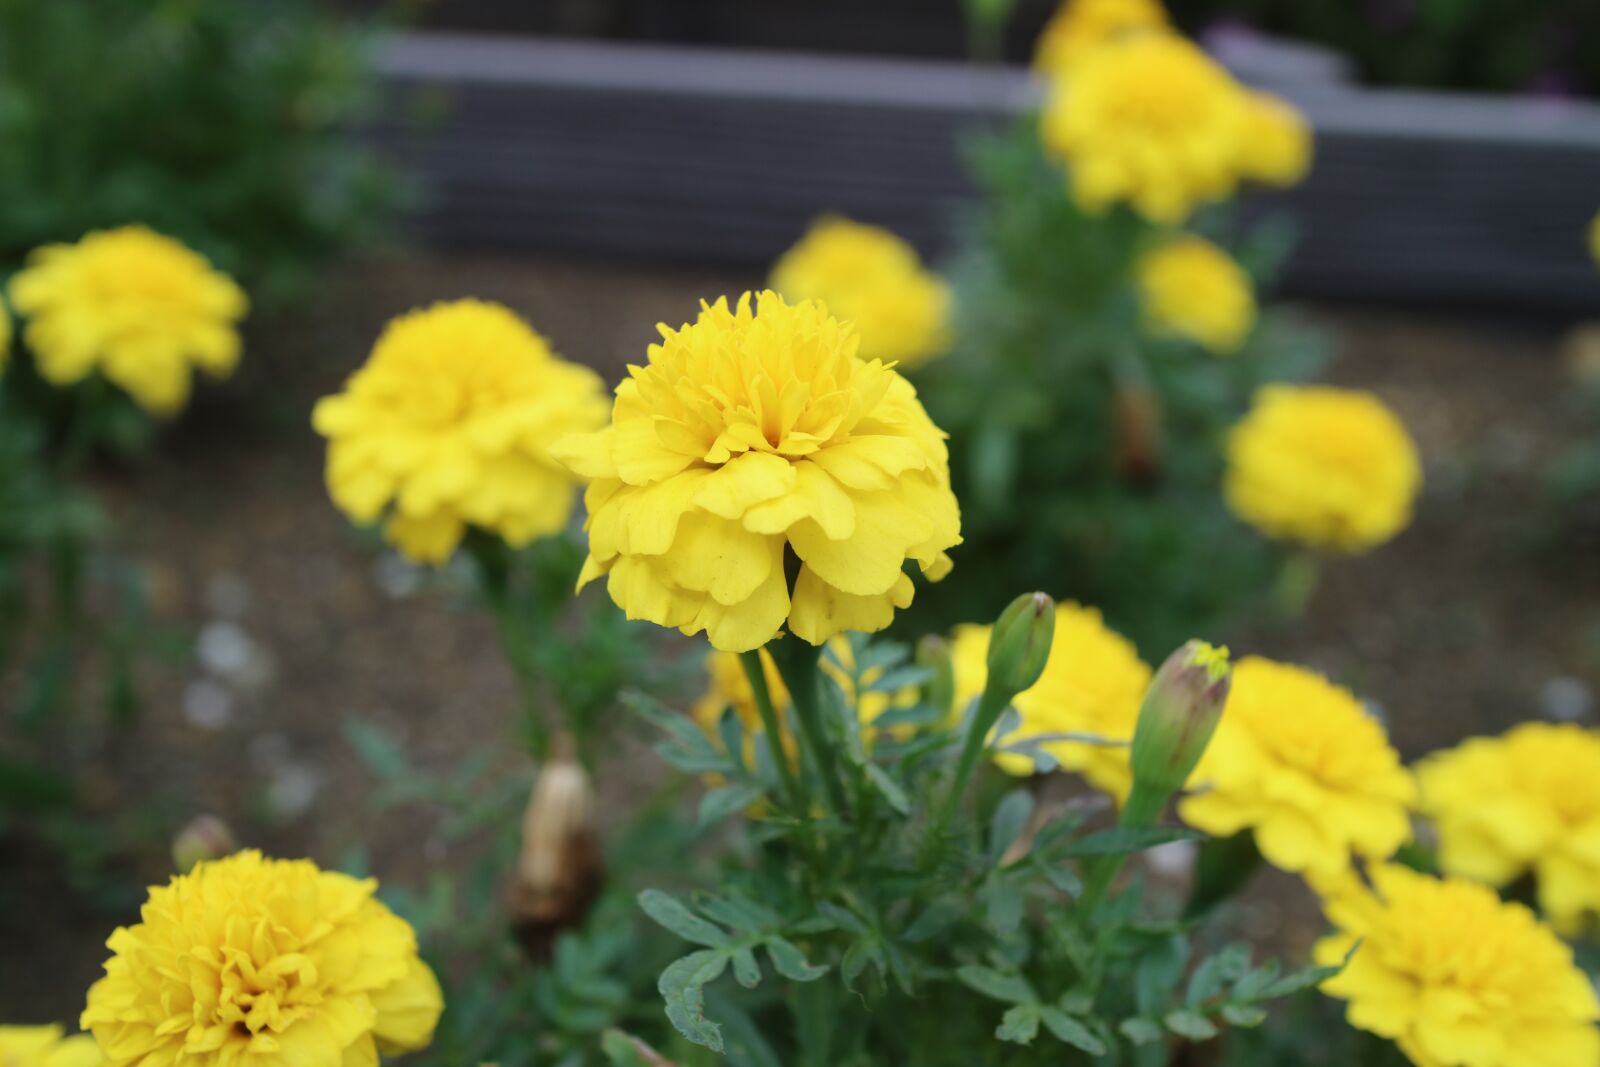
0 0 395 304
912 121 1328 655
626 622 1336 1066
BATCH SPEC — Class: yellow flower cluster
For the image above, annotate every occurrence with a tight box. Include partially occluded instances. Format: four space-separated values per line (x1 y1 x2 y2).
9 226 247 415
0 1026 102 1067
313 299 609 564
770 217 952 370
1179 657 1414 879
555 291 961 653
1225 384 1422 553
1136 235 1256 355
950 602 1150 800
692 639 915 760
1239 90 1313 188
1417 722 1600 934
1038 32 1312 223
81 850 442 1067
1033 0 1170 77
1316 864 1600 1067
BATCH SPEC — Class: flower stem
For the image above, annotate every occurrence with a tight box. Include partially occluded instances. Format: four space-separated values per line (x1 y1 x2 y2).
1078 779 1167 917
934 684 1011 834
739 650 807 816
769 637 849 817
464 532 551 761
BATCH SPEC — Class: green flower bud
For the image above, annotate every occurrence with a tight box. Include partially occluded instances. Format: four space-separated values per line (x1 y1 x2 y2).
917 634 955 719
172 814 237 872
1130 641 1232 800
986 592 1056 699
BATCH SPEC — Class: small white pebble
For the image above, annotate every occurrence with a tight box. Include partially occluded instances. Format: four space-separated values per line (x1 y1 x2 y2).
1541 676 1595 723
1145 839 1198 880
373 552 424 600
182 679 235 731
265 762 324 822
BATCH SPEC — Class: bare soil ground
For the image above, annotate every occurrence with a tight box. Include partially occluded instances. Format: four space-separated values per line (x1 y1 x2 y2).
4 251 1596 1024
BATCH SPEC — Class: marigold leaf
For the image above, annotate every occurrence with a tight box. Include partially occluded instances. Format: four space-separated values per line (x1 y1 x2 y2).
996 1003 1040 1045
1039 1007 1106 1055
638 890 731 948
765 937 828 982
696 784 764 830
956 965 1034 1004
1165 1009 1219 1042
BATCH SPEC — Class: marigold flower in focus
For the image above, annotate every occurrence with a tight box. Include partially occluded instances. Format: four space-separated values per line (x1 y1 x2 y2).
1314 864 1600 1067
769 217 951 370
1417 722 1600 934
554 291 961 652
81 850 442 1066
1225 384 1422 553
1238 90 1313 188
1179 657 1414 879
313 299 609 564
8 226 247 415
1040 33 1247 224
0 1025 103 1067
1136 235 1256 355
950 602 1150 801
1033 0 1170 77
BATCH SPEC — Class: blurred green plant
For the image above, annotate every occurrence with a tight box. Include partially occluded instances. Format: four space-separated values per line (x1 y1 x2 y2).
0 0 397 305
912 122 1327 656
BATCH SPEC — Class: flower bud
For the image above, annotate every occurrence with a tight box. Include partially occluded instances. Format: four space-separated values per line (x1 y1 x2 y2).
917 634 955 719
1130 641 1232 799
172 814 237 872
510 735 603 959
985 593 1056 698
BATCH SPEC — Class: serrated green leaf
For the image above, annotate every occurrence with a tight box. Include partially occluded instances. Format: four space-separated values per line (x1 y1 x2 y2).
903 898 964 943
695 893 782 933
1165 1009 1219 1041
862 762 911 814
815 901 869 935
987 788 1034 866
1219 1003 1267 1027
638 890 731 948
731 947 762 989
1039 1007 1106 1055
765 937 828 982
697 784 764 829
956 965 1034 1003
1119 1017 1164 1045
996 1003 1040 1044
983 876 1024 936
1060 825 1205 858
657 950 729 1052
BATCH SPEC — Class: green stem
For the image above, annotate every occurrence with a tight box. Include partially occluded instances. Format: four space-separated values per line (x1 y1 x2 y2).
934 684 1012 833
769 637 849 817
464 534 551 761
1078 780 1167 917
739 650 806 817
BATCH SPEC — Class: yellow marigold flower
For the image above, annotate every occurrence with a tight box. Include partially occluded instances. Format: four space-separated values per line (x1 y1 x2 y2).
950 602 1150 801
9 226 246 415
1315 863 1600 1067
769 217 951 370
1416 722 1600 934
1225 384 1422 553
313 299 608 564
1033 0 1170 77
554 291 961 653
0 1026 103 1067
1179 657 1414 879
81 850 442 1067
1040 33 1247 224
1238 90 1313 188
693 640 915 759
1137 235 1256 355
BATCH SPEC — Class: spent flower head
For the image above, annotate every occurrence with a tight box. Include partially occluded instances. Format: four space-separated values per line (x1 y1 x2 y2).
555 291 961 652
